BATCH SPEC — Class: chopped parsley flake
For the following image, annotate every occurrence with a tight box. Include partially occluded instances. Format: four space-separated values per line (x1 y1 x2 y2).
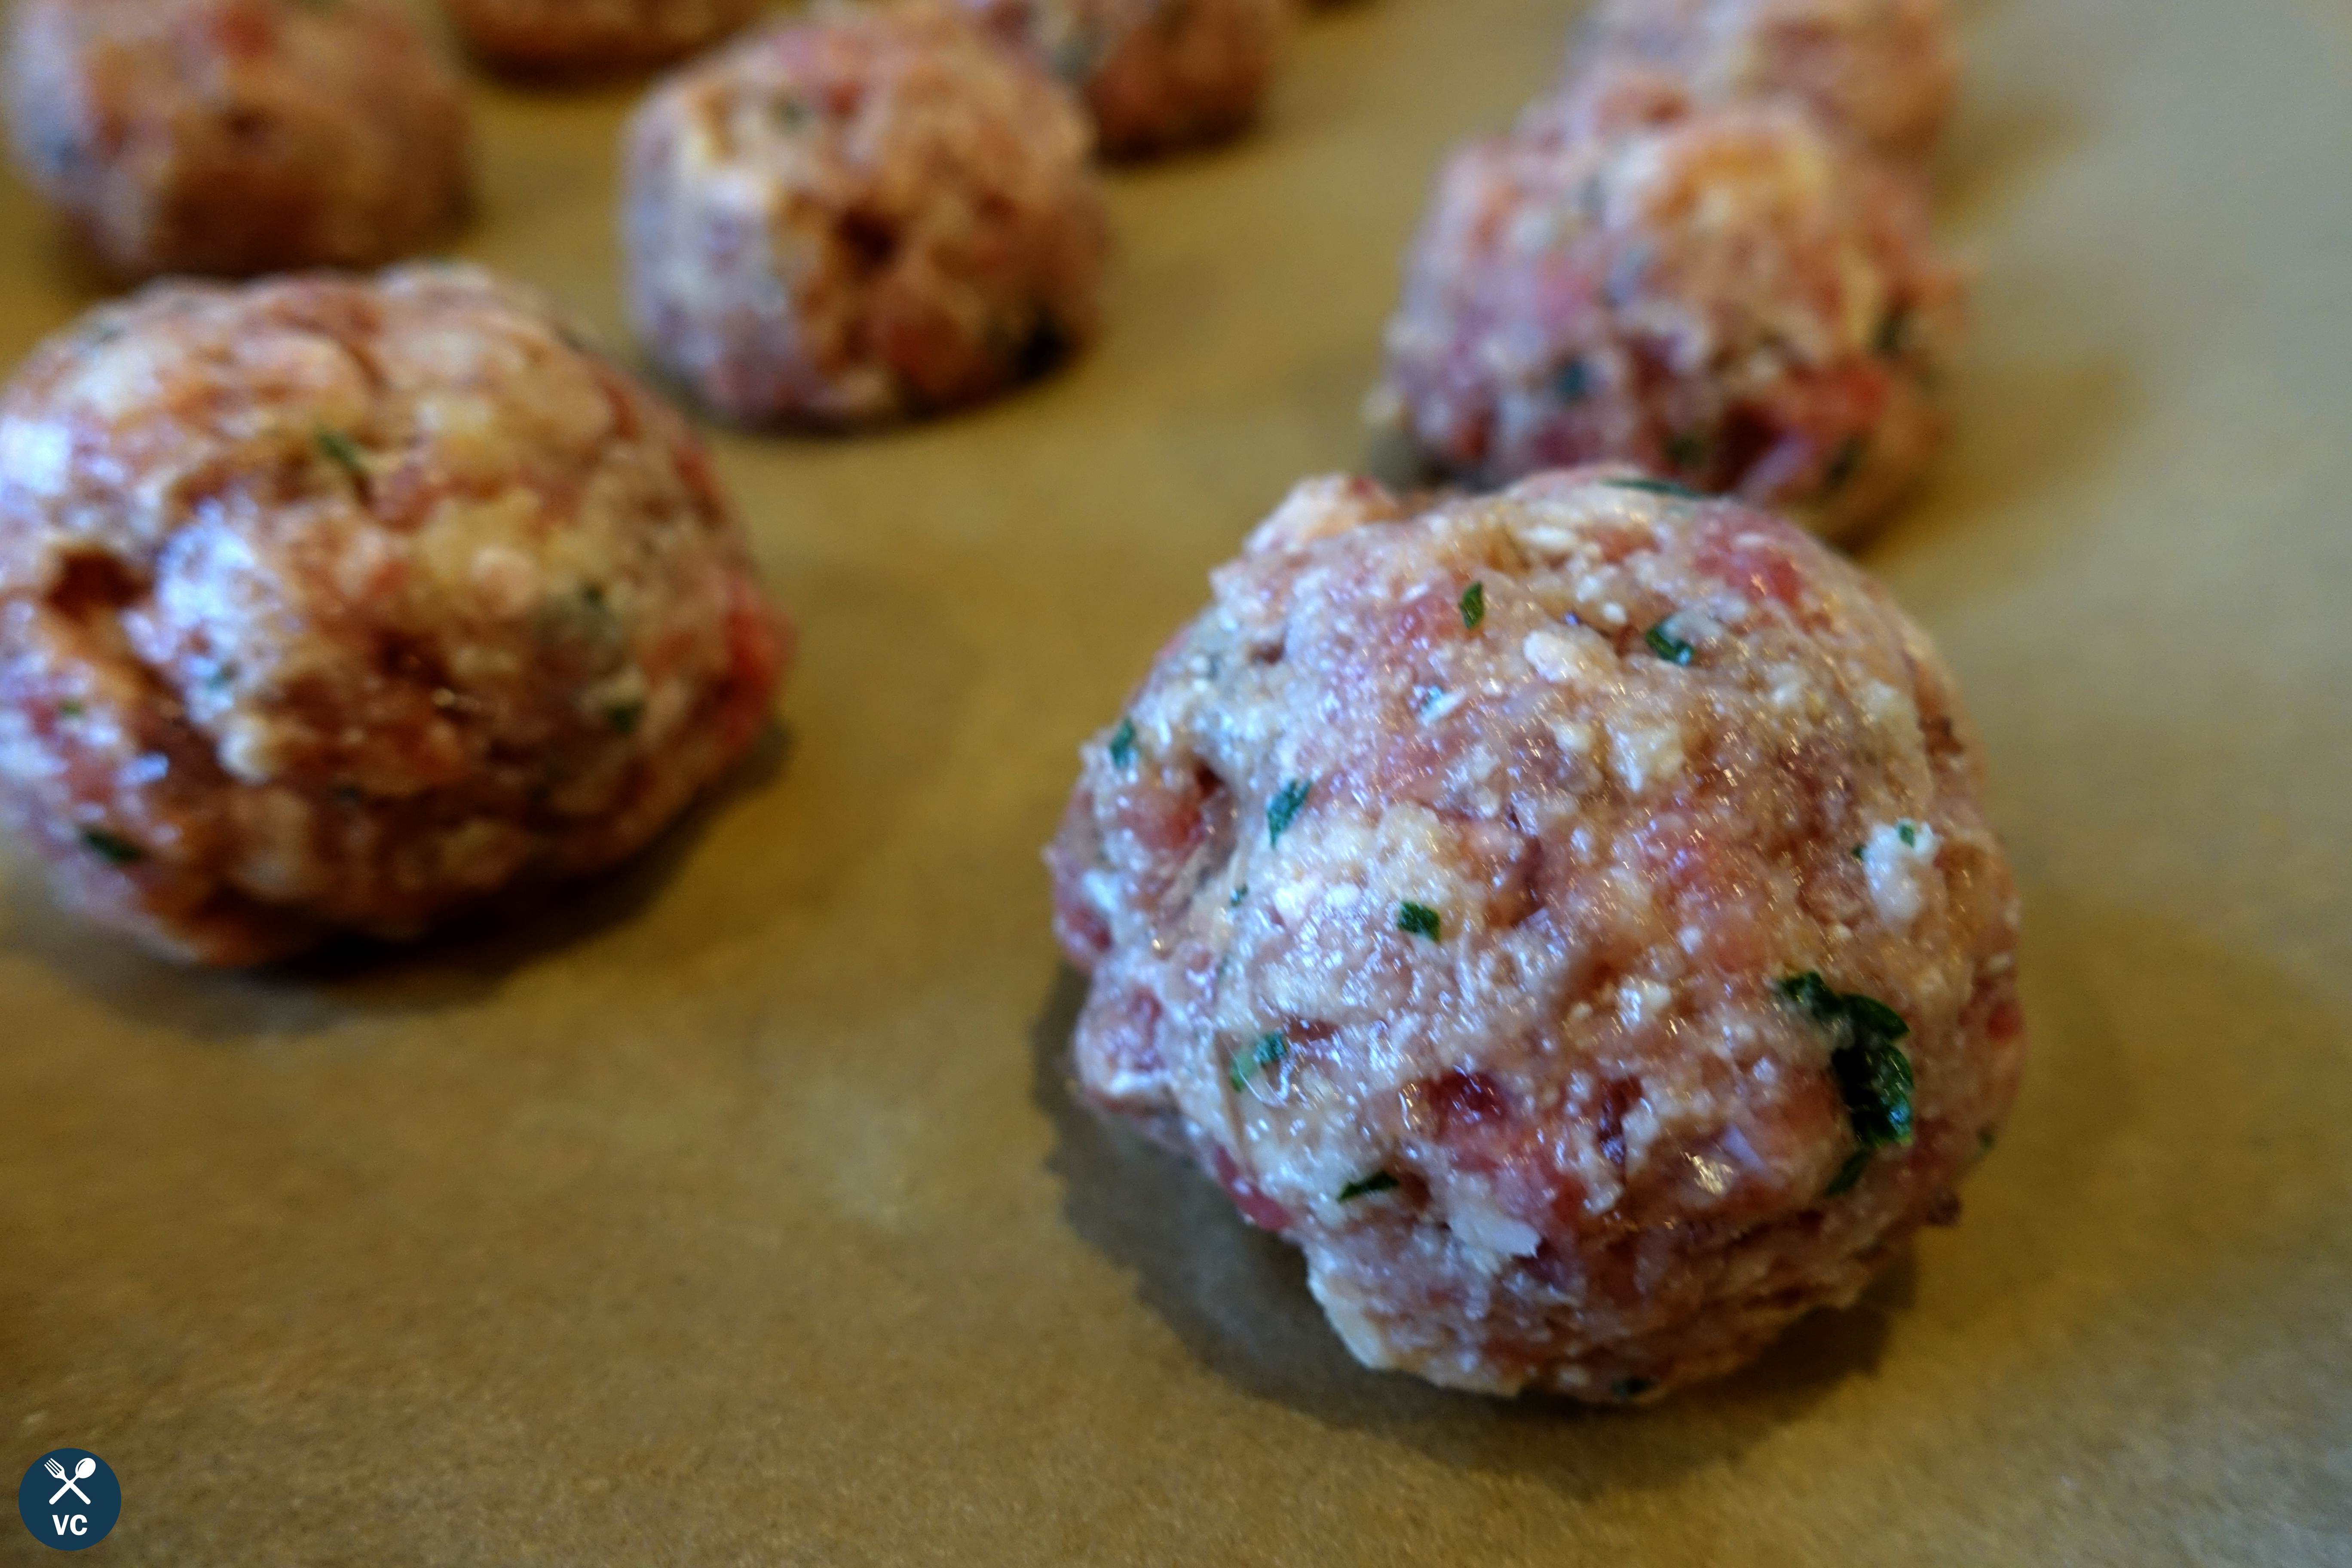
1229 883 1247 908
1397 902 1442 940
606 700 645 736
1664 432 1709 472
1876 306 1912 358
1778 971 1916 1155
1850 843 1866 861
1228 1031 1289 1093
1267 778 1311 844
1604 476 1704 500
56 701 83 719
1556 359 1592 403
1108 718 1137 767
79 828 144 865
1897 820 1919 848
1823 1148 1874 1197
1645 622 1696 665
1610 1376 1658 1400
1337 1171 1400 1202
1822 438 1866 497
1460 582 1486 630
314 427 368 488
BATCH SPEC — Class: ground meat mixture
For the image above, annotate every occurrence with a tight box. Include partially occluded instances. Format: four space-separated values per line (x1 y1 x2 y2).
0 265 792 965
1568 0 1960 160
1375 98 1966 540
3 0 471 281
622 6 1110 428
1047 469 2025 1400
443 0 763 77
961 0 1290 159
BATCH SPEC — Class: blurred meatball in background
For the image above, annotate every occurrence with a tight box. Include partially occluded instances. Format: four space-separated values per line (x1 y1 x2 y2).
962 0 1290 159
1568 0 1960 160
622 6 1110 428
1376 97 1966 540
442 0 765 78
3 0 471 281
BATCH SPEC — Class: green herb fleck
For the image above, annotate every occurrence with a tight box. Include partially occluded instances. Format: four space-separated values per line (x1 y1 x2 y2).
1604 476 1705 500
1337 1171 1400 1202
1978 1128 1997 1155
1108 718 1137 768
79 827 144 865
1047 30 1103 82
1875 306 1911 358
56 701 83 719
1822 438 1866 497
1645 622 1695 665
1823 1148 1874 1197
1460 582 1485 631
1778 971 1916 1152
1228 1031 1289 1093
1896 820 1918 848
1229 883 1247 908
1663 432 1709 473
774 97 810 131
1267 778 1312 845
314 427 368 488
1850 843 1866 861
606 700 645 736
1556 359 1591 403
1610 1375 1659 1400
1397 902 1442 940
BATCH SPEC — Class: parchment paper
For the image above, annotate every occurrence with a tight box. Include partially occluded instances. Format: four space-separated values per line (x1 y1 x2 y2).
2 0 2349 1562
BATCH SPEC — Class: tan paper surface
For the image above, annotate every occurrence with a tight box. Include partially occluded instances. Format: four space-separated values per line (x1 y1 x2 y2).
3 0 2349 1561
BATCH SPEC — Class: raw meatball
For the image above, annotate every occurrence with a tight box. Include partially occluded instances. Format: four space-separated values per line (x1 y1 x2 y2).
0 265 792 966
622 7 1109 428
1569 0 1960 160
1376 99 1966 540
443 0 763 77
3 0 470 282
1047 469 2025 1400
961 0 1289 158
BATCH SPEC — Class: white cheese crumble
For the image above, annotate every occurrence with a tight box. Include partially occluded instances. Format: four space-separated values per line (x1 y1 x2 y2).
1860 818 1942 930
1608 717 1685 793
1552 720 1596 758
1449 1197 1543 1265
1617 978 1674 1026
0 419 71 496
1522 625 1612 686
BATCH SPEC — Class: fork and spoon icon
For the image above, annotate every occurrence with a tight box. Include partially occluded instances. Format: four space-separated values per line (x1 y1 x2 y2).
44 1456 95 1505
